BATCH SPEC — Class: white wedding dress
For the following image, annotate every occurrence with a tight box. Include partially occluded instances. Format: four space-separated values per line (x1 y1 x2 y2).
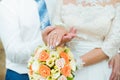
51 0 120 80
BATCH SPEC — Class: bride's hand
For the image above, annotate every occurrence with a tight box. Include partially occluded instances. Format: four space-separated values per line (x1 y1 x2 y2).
62 27 77 43
47 27 76 48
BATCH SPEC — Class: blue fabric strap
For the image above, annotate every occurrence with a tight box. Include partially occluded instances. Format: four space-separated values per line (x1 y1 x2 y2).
35 0 51 30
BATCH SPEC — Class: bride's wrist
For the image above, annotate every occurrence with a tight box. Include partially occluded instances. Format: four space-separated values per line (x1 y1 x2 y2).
76 57 85 70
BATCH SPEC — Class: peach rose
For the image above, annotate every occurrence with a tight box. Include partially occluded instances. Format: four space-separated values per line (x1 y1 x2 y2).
39 65 50 77
61 65 71 77
55 58 65 69
60 52 70 64
58 75 67 80
39 50 49 61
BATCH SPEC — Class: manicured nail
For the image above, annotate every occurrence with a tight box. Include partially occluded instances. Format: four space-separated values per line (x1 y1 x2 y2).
56 42 59 46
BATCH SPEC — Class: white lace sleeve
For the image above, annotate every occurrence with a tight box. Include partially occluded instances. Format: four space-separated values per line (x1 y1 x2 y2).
102 4 120 59
51 0 66 27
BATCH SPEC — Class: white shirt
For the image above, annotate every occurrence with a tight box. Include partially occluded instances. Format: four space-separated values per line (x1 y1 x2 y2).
0 0 56 73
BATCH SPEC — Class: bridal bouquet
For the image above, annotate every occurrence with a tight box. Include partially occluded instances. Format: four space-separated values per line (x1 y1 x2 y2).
28 45 76 80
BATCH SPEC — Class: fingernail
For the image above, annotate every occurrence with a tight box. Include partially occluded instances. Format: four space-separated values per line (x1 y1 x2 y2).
56 42 59 46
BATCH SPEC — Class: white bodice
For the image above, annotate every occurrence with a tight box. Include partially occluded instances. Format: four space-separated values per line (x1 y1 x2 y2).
52 0 120 59
61 4 114 40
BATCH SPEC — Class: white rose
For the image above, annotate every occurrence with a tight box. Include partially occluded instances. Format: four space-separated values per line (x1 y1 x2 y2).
70 59 76 71
39 76 46 80
32 60 40 72
58 75 67 80
55 58 65 69
32 74 46 80
28 57 34 68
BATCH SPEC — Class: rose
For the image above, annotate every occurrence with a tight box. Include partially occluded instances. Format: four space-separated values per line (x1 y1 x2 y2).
55 58 65 69
39 50 49 61
34 46 47 59
60 52 70 64
31 74 46 80
39 65 51 77
31 60 40 73
61 65 71 77
58 75 67 80
64 47 74 59
70 59 76 71
28 57 34 68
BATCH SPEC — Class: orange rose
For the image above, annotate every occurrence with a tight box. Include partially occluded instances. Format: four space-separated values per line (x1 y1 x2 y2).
60 52 69 64
39 50 49 61
61 65 71 77
39 65 51 77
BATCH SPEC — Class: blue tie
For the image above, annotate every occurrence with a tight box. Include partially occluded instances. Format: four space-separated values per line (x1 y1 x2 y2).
35 0 51 30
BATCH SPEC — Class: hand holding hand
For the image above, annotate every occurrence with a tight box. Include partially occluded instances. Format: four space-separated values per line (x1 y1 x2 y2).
47 26 77 48
42 26 55 45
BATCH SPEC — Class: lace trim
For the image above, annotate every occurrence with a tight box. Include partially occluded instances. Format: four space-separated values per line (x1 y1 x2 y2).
76 0 111 6
77 0 111 3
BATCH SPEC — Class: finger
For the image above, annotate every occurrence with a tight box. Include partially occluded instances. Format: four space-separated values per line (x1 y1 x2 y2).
52 32 58 48
69 27 77 33
69 27 74 32
113 75 117 80
109 59 115 80
118 75 120 80
47 32 54 47
111 67 117 80
47 33 51 47
42 26 55 36
62 33 76 43
56 34 63 46
49 33 55 48
114 58 120 80
62 36 71 43
110 72 116 80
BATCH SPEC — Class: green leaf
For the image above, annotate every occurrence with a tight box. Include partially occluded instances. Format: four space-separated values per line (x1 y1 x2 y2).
67 77 74 80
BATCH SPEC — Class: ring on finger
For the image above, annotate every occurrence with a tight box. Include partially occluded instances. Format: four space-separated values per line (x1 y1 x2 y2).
54 31 57 34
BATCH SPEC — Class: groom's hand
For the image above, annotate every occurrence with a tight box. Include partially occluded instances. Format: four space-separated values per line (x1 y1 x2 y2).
42 26 55 45
47 26 67 48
